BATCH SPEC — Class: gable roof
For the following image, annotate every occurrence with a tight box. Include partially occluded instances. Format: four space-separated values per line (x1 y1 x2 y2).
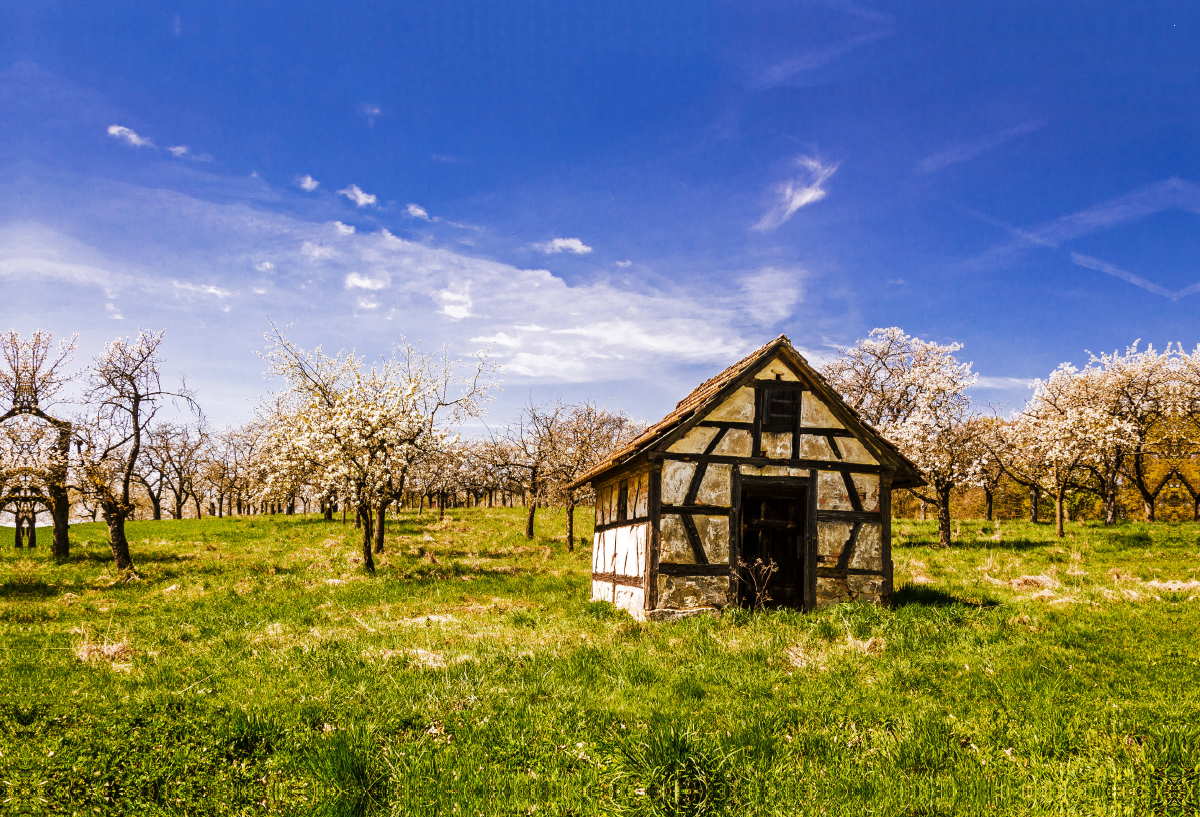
571 334 925 489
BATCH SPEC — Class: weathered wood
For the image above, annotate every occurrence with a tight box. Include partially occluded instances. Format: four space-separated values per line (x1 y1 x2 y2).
647 463 662 611
695 420 755 431
658 562 730 577
840 470 863 513
881 468 894 605
816 510 882 523
660 504 731 516
594 516 651 534
592 571 644 588
680 513 709 564
728 463 742 605
649 452 886 474
805 469 818 612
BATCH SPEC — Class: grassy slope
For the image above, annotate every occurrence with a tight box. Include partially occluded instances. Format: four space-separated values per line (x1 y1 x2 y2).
2 509 1197 815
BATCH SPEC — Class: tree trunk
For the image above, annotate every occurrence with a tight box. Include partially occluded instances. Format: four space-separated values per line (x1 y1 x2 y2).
936 486 952 548
1143 498 1155 523
323 502 333 522
150 496 162 521
1029 485 1040 523
28 512 36 548
103 506 135 573
525 501 536 539
438 492 445 520
193 493 202 518
984 488 993 522
13 515 23 548
566 496 576 552
374 499 389 554
919 500 926 521
1055 489 1066 537
1104 487 1117 526
360 506 376 573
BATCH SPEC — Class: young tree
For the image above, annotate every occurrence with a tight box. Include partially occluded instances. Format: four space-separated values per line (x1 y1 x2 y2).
259 327 496 572
492 400 565 540
74 330 197 573
998 364 1139 537
544 402 642 550
823 327 983 547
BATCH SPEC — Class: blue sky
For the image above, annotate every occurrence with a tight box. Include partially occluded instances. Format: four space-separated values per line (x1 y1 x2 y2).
3 1 1199 424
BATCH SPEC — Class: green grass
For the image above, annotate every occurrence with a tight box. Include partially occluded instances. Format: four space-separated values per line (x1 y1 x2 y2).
2 509 1197 815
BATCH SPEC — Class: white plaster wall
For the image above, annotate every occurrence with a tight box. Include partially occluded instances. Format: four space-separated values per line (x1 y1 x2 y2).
591 580 645 617
755 356 801 381
668 426 720 454
801 395 844 429
592 522 648 578
707 387 755 422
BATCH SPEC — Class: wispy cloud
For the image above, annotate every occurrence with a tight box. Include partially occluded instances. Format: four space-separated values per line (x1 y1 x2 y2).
753 156 838 231
615 260 632 267
254 261 275 272
296 174 320 192
338 184 377 207
432 154 458 163
345 272 390 290
532 237 593 255
1070 252 1200 301
973 376 1036 390
360 104 381 126
166 145 214 162
107 124 153 147
917 120 1045 174
406 203 431 221
740 267 804 324
334 221 356 235
174 281 231 298
105 302 124 320
756 30 891 88
301 241 336 260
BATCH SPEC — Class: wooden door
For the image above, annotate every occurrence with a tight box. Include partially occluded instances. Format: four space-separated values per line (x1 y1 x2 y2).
739 485 806 608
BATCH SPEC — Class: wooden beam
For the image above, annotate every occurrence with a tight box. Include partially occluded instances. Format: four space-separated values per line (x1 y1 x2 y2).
591 571 644 588
658 562 730 577
660 504 731 516
817 510 883 524
594 516 651 534
648 451 885 475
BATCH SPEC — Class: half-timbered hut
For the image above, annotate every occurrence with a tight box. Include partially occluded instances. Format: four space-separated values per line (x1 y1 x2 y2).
570 335 925 619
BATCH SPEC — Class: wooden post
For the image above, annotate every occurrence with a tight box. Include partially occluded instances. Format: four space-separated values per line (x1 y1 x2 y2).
880 468 894 606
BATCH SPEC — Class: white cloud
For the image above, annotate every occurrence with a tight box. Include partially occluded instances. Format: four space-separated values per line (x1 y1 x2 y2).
334 221 356 235
357 296 379 309
174 281 231 298
739 268 804 324
437 285 472 319
168 145 189 157
888 278 905 285
532 237 593 255
405 203 431 220
301 241 336 260
297 174 320 192
107 124 153 147
615 260 632 267
757 30 891 88
105 302 124 319
973 376 1036 390
917 121 1045 174
254 261 275 272
753 156 838 231
470 331 521 347
345 272 390 290
338 184 376 207
252 287 267 295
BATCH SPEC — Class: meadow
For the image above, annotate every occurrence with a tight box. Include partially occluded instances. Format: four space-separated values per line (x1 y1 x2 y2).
2 508 1196 816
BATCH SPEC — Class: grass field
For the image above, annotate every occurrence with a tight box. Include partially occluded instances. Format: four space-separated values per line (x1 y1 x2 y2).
2 508 1197 815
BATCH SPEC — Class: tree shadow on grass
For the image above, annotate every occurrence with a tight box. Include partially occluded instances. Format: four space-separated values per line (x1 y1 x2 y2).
894 584 1001 609
896 537 1052 553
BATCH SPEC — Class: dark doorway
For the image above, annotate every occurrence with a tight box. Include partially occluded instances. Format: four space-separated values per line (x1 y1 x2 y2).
739 483 806 608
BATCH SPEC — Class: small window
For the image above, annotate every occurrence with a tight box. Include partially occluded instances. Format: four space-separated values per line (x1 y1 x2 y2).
762 388 798 431
617 480 629 522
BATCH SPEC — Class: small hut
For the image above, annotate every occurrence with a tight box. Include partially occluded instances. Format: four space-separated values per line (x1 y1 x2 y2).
570 335 924 619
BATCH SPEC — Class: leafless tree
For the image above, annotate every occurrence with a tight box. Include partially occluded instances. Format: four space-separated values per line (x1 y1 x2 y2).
74 330 198 573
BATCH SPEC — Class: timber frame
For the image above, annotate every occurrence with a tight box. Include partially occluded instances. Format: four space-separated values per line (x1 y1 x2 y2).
573 335 924 619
